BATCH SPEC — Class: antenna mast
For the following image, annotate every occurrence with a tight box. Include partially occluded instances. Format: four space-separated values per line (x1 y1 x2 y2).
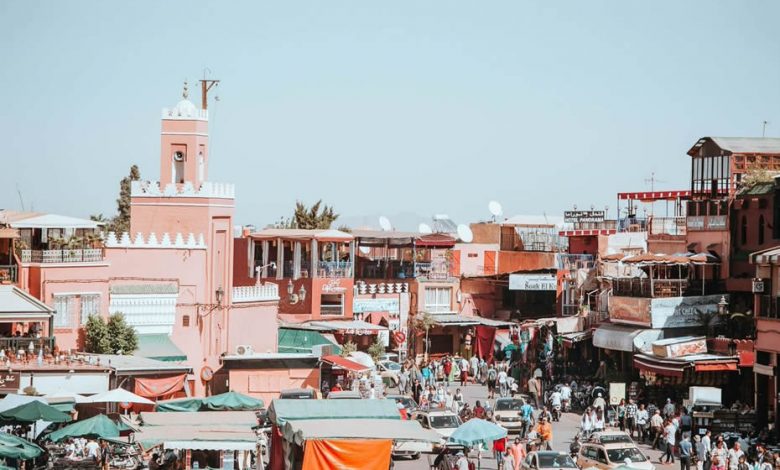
199 73 220 110
763 120 769 137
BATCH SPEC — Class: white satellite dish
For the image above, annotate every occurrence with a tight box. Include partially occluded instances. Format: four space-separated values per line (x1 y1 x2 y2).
456 224 474 243
359 246 371 255
488 200 503 217
378 216 392 231
418 223 433 234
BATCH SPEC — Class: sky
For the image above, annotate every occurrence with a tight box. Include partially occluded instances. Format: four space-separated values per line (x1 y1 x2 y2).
1 1 779 230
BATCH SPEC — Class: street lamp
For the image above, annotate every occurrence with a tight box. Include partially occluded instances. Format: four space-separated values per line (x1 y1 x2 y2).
718 296 728 316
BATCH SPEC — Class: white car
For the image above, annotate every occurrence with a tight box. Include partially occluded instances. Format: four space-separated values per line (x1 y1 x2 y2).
410 410 462 440
493 398 525 433
577 442 655 470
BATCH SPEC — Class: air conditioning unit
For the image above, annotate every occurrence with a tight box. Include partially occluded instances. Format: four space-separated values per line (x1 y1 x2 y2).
235 345 254 356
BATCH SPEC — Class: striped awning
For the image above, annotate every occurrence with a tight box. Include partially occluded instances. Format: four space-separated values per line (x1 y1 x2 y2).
634 353 738 378
751 246 780 264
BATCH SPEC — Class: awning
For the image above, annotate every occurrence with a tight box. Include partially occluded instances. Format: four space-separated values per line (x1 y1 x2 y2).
307 320 388 332
140 411 258 427
9 214 100 229
561 330 592 347
135 334 187 362
634 353 739 378
494 331 512 348
282 419 441 446
0 228 19 239
634 354 686 378
751 246 780 264
428 313 480 326
278 328 342 354
320 355 370 373
593 324 663 352
267 399 402 426
695 362 737 372
134 425 256 452
0 285 54 319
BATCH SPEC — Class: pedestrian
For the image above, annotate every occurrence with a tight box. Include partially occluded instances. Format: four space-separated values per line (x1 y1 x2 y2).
474 400 486 419
636 403 649 442
443 356 453 387
536 416 553 450
493 436 507 470
99 440 111 470
727 443 744 470
711 456 726 470
592 407 605 433
509 437 525 470
498 367 508 398
711 441 728 470
398 368 408 394
85 439 101 462
701 430 712 470
520 400 535 439
617 398 627 431
664 398 676 419
412 379 423 405
421 362 432 387
454 388 464 411
680 433 693 470
470 354 479 382
651 409 664 450
528 375 542 408
460 357 470 387
625 399 638 437
487 364 497 399
592 392 606 411
456 450 470 470
736 455 749 470
580 407 593 438
504 449 516 470
662 419 676 464
694 435 706 470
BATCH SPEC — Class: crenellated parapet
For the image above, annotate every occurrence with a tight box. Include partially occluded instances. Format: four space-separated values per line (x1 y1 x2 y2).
105 232 207 250
131 180 235 199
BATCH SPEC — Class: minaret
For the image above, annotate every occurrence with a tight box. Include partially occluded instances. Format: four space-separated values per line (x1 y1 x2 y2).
159 81 209 188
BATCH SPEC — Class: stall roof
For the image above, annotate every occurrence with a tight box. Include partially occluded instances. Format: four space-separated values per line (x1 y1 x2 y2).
593 324 663 353
134 425 256 452
427 313 480 326
0 285 54 318
306 320 388 332
139 411 258 427
248 228 353 242
8 213 100 230
687 137 780 156
78 353 190 374
278 327 342 354
351 230 420 246
752 245 780 264
282 418 440 445
320 355 370 373
268 398 402 426
134 334 187 362
634 353 739 377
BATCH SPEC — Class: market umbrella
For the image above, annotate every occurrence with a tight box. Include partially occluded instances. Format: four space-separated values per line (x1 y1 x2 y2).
47 414 121 442
448 418 507 447
0 401 71 424
86 388 155 406
348 351 375 369
44 389 89 404
201 391 264 411
0 432 43 460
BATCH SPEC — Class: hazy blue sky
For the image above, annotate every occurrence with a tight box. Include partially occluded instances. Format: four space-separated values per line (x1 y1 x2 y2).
2 1 779 229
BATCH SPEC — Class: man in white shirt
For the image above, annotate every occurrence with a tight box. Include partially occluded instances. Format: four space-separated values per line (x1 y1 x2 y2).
498 369 508 397
727 442 744 470
456 451 470 470
560 383 572 411
635 404 649 442
662 422 676 464
85 439 101 461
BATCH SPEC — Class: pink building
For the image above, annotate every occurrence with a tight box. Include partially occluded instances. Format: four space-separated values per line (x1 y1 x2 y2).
1 87 281 397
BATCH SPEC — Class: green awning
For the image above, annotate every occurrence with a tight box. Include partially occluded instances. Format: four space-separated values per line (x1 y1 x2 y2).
267 399 401 426
0 432 43 460
155 391 264 413
0 401 71 424
46 415 120 442
278 328 341 354
135 334 187 362
49 402 75 414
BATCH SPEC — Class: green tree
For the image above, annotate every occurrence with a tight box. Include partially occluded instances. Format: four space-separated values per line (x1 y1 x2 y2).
111 165 141 234
83 313 138 355
339 341 357 358
413 312 436 357
291 200 339 229
367 337 386 362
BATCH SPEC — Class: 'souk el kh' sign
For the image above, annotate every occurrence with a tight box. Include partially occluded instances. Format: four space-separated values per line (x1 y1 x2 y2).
509 273 556 291
0 372 20 392
564 210 605 223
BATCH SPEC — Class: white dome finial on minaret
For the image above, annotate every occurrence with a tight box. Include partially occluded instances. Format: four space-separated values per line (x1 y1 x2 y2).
182 80 189 99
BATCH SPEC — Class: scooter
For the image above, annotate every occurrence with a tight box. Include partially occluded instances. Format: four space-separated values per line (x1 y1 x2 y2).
551 404 562 422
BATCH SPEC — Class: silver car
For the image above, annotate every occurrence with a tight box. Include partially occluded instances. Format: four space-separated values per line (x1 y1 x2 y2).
494 398 525 433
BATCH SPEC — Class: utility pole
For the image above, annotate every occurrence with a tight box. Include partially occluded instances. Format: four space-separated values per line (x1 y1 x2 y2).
763 120 769 137
199 78 220 110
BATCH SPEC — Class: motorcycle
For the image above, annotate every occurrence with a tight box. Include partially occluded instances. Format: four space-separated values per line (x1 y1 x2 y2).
570 437 581 459
551 404 561 422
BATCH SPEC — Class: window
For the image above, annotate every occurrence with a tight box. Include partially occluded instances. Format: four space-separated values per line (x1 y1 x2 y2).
320 294 343 316
182 315 190 327
424 287 452 313
597 449 608 464
53 295 75 328
741 216 748 245
79 294 100 325
759 215 766 245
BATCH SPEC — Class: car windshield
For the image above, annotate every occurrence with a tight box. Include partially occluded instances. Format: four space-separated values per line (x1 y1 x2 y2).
598 434 633 444
607 447 647 463
539 454 578 468
495 400 523 411
430 415 460 428
383 362 401 371
395 397 416 409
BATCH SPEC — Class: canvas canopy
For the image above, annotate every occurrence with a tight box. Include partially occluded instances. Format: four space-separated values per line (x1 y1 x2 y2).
134 425 256 452
268 399 401 426
87 388 154 405
302 439 391 470
140 411 257 427
0 400 71 424
282 418 440 446
447 418 507 446
155 391 263 413
47 414 120 442
0 432 43 460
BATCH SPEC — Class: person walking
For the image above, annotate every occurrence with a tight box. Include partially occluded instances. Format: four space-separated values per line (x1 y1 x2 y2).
636 403 649 442
520 400 535 439
460 357 470 387
580 407 593 438
528 375 542 408
498 367 509 398
651 409 664 450
711 440 728 470
662 419 676 464
727 442 744 470
592 408 605 433
509 437 526 470
443 356 453 387
455 451 470 470
470 354 479 383
625 399 638 438
493 436 507 470
701 430 712 470
679 433 693 470
487 364 498 399
664 398 676 419
617 398 627 432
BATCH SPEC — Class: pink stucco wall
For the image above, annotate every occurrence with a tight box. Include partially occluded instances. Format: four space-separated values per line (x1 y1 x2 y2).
224 367 319 404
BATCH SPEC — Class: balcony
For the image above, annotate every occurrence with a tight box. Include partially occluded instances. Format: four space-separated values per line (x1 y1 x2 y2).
648 217 686 238
317 261 353 278
232 284 280 303
20 249 104 264
0 265 17 283
0 336 56 354
612 278 724 298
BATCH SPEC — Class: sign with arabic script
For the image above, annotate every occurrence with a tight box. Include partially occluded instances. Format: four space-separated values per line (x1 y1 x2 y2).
0 372 20 392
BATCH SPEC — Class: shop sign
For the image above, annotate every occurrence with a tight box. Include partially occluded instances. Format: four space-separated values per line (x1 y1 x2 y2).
322 278 347 293
564 210 605 223
707 216 727 230
509 274 556 291
0 372 20 392
687 217 705 230
353 298 400 314
650 294 726 329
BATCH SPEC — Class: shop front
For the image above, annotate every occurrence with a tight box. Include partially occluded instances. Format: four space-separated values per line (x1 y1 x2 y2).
592 324 664 374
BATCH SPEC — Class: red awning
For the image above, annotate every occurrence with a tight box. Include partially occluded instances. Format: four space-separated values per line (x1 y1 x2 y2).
695 362 737 372
618 190 691 201
320 355 371 373
738 351 755 367
634 355 685 378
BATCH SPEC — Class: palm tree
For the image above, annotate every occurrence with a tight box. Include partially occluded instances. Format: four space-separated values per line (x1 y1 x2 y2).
413 312 436 358
292 200 339 229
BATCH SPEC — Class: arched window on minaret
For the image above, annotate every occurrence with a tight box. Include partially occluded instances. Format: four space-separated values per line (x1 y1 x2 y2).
198 152 205 183
173 150 185 184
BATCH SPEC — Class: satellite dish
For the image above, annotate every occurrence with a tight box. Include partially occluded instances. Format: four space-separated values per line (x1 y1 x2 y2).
359 246 371 255
456 224 474 243
378 216 392 231
418 223 433 234
488 201 503 217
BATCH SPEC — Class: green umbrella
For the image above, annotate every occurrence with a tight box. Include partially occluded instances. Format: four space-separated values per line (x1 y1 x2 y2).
0 432 43 460
447 418 507 447
0 401 71 424
202 391 263 411
47 414 120 442
0 464 15 470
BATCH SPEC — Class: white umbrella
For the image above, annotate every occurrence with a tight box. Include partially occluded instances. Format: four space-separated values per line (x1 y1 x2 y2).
348 351 376 369
86 388 154 405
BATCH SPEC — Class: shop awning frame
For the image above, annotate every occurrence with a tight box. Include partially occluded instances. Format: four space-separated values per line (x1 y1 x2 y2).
320 355 371 373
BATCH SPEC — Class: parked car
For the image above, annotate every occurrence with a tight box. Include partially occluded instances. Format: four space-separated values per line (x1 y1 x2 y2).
327 390 362 399
494 398 525 433
376 361 401 386
521 451 579 470
577 442 655 470
279 388 316 399
410 410 462 440
589 431 634 445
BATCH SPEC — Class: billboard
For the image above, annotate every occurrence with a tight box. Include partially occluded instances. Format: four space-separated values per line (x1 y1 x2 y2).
609 296 652 326
610 294 726 329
